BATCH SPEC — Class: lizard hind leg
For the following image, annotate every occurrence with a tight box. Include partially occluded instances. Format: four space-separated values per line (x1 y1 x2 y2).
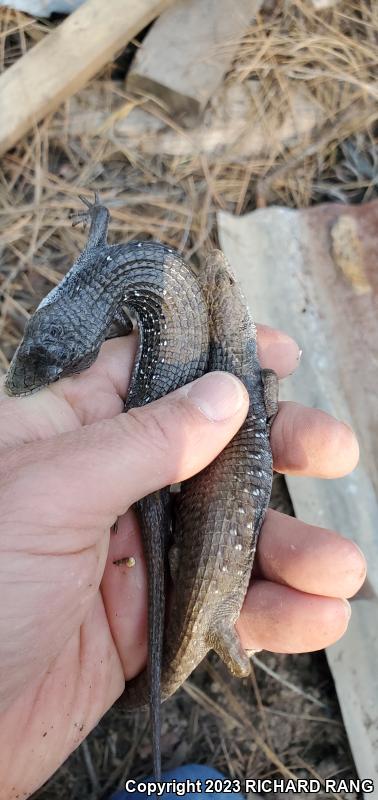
106 306 134 339
261 368 279 426
206 621 251 678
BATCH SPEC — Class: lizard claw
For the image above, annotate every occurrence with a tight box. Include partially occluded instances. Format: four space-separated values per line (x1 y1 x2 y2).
69 191 100 227
78 191 100 208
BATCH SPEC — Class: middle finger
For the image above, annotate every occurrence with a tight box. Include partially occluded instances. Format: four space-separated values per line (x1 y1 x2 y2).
255 509 366 599
270 401 359 478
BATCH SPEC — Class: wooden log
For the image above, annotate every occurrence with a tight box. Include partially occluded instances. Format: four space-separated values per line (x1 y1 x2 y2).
0 0 174 156
127 0 262 117
218 201 378 797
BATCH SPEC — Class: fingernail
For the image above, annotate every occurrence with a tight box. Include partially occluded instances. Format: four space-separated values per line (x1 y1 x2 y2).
342 598 352 620
187 372 247 421
288 346 302 375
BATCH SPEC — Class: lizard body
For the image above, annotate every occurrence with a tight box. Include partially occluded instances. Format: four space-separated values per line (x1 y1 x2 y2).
5 197 277 778
122 252 277 704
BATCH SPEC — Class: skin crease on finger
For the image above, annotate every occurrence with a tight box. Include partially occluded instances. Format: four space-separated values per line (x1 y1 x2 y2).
236 579 352 654
255 509 366 599
271 401 359 478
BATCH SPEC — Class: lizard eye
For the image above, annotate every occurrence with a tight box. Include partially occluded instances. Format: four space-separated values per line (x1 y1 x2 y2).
49 323 63 338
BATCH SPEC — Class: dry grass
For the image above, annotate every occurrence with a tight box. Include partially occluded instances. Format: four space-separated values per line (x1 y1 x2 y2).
228 0 378 207
0 2 376 796
1 5 377 333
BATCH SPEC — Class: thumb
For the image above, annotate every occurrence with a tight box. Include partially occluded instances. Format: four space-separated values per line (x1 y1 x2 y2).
8 372 249 530
122 370 249 504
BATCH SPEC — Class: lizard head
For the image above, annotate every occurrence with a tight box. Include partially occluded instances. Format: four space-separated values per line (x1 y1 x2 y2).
4 300 101 396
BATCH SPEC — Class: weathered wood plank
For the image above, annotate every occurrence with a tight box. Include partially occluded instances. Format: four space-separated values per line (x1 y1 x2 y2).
218 203 378 796
127 0 262 116
0 0 174 156
63 81 322 160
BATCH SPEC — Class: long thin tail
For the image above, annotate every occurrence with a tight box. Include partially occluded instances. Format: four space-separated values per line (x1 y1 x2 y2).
137 490 170 780
149 561 162 780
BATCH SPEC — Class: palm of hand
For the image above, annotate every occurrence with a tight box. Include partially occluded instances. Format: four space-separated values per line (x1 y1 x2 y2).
0 344 131 798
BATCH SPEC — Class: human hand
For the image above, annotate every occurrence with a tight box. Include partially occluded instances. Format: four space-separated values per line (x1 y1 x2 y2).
0 328 365 798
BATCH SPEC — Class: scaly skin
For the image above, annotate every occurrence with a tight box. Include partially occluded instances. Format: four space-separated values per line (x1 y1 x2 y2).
123 251 278 704
4 199 278 775
163 252 278 693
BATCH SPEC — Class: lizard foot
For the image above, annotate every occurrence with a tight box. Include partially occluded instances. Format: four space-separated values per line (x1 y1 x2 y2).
262 368 279 426
207 622 251 678
69 191 101 227
106 306 134 339
69 192 110 247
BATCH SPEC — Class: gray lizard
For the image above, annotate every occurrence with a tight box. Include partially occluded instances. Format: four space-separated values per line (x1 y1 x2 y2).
5 196 277 778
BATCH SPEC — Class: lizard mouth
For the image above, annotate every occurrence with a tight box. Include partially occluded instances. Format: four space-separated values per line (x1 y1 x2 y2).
4 362 64 397
3 383 43 397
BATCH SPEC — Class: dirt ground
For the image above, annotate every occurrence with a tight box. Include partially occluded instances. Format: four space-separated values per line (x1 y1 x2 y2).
0 1 377 798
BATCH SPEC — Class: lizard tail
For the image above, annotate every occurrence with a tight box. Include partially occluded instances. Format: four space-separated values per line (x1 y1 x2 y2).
148 508 164 782
137 489 171 781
